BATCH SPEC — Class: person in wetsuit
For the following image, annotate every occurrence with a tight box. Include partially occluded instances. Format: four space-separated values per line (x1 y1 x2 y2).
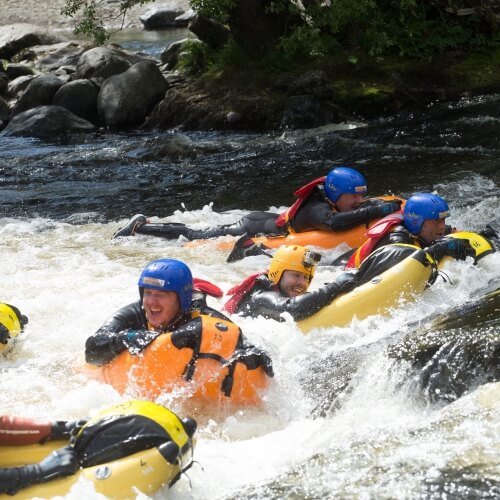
351 193 478 284
112 166 402 242
223 245 357 321
85 258 273 377
0 400 196 496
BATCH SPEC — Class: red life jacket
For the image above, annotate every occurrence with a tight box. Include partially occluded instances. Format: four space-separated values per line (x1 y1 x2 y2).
346 213 404 269
0 416 53 445
223 272 267 313
275 176 326 228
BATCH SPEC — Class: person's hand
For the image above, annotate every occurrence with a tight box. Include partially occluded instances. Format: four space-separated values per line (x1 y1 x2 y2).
334 272 358 294
0 324 10 344
428 238 475 261
379 199 403 216
479 224 499 240
121 329 159 354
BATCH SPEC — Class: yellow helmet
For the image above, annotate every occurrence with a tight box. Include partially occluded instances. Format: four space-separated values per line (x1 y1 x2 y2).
268 245 321 286
0 303 27 339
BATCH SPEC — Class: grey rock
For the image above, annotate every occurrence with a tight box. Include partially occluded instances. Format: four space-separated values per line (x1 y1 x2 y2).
53 79 99 124
0 24 66 60
5 63 35 80
140 4 185 29
1 105 95 139
97 60 167 127
12 74 63 115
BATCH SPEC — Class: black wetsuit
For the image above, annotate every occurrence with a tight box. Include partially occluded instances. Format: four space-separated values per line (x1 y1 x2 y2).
354 224 461 285
291 186 397 232
136 212 283 240
235 273 356 321
134 186 400 240
85 300 229 366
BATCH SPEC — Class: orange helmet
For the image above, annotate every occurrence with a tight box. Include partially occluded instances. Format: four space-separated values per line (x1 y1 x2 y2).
268 245 320 286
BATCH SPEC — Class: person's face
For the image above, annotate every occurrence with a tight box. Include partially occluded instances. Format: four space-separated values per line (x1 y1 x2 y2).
279 270 310 297
419 218 447 244
335 193 365 212
142 289 180 329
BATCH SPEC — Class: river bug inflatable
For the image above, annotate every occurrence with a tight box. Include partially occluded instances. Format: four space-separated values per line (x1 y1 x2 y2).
298 231 496 333
0 400 196 499
98 315 273 407
0 304 28 355
183 195 406 256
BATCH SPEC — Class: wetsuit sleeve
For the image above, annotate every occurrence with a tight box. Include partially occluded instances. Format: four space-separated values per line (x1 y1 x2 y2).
85 302 148 366
244 284 344 322
355 245 416 285
293 196 399 232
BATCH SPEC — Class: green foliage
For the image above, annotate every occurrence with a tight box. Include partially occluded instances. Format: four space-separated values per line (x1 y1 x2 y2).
189 0 236 23
61 0 155 45
177 40 211 74
62 0 500 59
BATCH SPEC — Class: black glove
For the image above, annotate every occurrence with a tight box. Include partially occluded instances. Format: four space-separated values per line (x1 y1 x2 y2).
427 238 475 261
379 200 403 216
236 346 274 377
120 329 160 355
367 200 402 220
0 323 10 344
479 224 499 241
333 272 358 294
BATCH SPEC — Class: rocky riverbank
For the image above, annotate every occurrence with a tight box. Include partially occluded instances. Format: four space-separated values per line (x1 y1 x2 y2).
3 1 500 138
0 0 190 31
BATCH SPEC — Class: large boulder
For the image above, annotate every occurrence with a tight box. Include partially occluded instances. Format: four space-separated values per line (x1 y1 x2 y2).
34 42 88 72
53 79 99 124
97 60 167 127
188 14 230 50
140 4 185 29
7 75 37 98
388 287 500 404
0 24 66 60
5 63 35 80
75 46 154 80
160 38 201 68
12 74 63 115
1 105 96 139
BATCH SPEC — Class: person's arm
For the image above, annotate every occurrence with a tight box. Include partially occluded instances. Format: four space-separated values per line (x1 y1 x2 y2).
85 302 149 366
294 196 402 232
245 275 357 321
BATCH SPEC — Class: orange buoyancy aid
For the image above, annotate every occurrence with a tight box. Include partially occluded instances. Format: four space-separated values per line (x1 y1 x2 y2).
101 314 271 406
346 213 405 269
275 176 326 229
223 272 267 313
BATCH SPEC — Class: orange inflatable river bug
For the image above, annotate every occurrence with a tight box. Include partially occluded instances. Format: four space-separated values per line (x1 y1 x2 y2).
184 195 405 252
99 315 271 407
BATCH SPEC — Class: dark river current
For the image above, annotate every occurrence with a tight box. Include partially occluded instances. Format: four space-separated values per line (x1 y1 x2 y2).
0 35 499 499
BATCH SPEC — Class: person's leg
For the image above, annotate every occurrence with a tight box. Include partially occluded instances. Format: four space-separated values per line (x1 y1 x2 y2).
114 212 282 241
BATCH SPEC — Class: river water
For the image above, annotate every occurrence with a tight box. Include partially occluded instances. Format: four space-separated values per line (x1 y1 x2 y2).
1 52 500 498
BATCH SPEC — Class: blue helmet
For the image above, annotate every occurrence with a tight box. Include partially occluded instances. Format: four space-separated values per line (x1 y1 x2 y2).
138 259 193 313
403 193 450 234
324 167 367 203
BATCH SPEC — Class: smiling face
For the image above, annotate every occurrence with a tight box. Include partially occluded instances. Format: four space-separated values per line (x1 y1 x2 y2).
142 289 181 330
279 270 310 298
335 193 365 212
419 218 447 244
